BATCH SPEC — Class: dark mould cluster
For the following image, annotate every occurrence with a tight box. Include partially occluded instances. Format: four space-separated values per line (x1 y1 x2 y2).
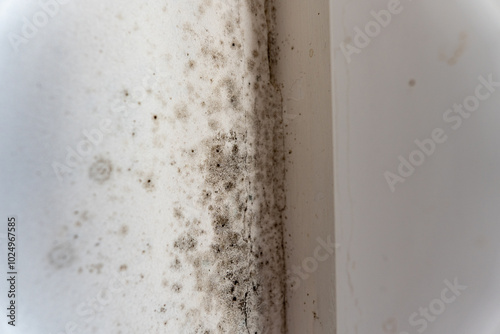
165 0 286 332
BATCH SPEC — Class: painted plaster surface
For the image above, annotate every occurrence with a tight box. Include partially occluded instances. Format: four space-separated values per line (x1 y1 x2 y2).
0 0 285 333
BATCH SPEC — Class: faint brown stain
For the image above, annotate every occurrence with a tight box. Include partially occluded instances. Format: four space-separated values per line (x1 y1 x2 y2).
440 32 467 65
382 317 398 334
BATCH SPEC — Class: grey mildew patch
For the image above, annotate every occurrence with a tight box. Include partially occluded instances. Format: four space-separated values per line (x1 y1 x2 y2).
89 263 104 274
201 45 227 69
172 283 183 293
88 158 113 183
174 103 191 121
119 224 129 236
173 207 184 219
173 234 198 252
171 257 182 270
48 242 76 269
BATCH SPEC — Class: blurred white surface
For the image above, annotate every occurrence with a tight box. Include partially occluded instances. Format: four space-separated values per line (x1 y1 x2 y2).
332 0 500 333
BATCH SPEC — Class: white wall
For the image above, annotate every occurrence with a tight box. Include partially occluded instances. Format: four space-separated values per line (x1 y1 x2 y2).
332 0 500 333
272 0 336 333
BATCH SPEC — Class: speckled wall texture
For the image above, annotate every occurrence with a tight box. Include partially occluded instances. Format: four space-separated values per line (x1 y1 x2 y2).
0 0 285 333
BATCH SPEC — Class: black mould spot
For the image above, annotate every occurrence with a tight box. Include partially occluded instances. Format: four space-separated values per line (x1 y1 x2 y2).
142 176 155 192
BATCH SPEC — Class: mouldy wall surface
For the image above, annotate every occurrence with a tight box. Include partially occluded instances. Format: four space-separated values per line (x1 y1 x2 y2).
266 0 336 333
0 0 285 333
